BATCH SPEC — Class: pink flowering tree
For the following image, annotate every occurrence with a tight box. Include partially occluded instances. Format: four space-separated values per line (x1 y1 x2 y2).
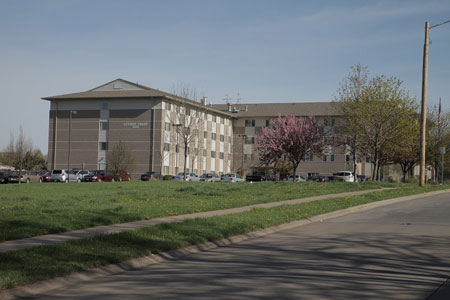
256 114 325 175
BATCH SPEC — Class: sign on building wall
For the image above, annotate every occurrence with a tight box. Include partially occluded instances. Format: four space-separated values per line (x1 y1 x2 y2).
123 122 149 129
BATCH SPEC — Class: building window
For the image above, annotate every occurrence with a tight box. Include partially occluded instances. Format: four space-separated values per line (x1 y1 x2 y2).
99 142 108 151
245 120 255 127
204 131 208 138
323 154 335 162
211 133 217 140
245 136 255 144
163 166 170 174
331 118 336 126
100 121 109 131
221 118 224 124
220 135 224 142
305 154 313 161
175 144 179 153
266 119 270 127
212 115 216 122
101 103 109 110
211 151 216 158
219 152 224 159
203 149 207 156
165 122 171 131
324 118 328 126
164 143 170 151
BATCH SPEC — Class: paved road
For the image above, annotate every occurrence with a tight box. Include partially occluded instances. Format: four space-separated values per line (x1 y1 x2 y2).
25 192 450 299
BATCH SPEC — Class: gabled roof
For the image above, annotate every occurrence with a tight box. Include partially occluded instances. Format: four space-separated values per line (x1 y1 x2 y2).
42 79 234 117
42 78 171 100
212 102 341 117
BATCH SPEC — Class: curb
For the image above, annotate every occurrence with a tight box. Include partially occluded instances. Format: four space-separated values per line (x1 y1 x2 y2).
1 188 449 299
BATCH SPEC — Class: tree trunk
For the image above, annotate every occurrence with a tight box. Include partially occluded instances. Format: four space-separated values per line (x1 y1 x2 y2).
183 143 188 181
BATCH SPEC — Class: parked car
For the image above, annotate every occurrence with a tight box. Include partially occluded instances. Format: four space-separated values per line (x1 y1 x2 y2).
112 173 131 182
83 170 131 182
307 175 328 182
221 173 244 183
50 169 69 182
246 172 267 182
0 171 12 184
141 171 162 181
83 170 108 182
199 173 220 182
288 175 306 182
22 171 44 183
69 170 90 182
14 171 34 183
39 171 51 182
172 173 200 181
357 174 366 182
334 171 356 183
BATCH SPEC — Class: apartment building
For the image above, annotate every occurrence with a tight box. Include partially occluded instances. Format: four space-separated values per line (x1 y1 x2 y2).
212 103 367 177
43 78 371 179
42 79 234 178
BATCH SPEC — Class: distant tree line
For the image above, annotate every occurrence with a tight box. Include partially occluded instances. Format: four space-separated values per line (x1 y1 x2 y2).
0 127 47 173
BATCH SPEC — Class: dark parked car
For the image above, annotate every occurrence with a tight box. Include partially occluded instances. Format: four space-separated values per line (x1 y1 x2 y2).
357 175 366 182
141 171 162 181
83 170 108 182
0 171 12 184
83 170 131 182
246 172 267 182
307 175 328 182
39 171 51 182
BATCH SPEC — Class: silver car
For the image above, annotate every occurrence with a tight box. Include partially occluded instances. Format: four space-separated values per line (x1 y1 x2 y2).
50 169 69 182
220 173 244 183
172 172 201 181
199 173 220 182
68 170 90 182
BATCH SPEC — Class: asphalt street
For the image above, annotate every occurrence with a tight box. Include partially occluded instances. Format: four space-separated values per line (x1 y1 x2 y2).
23 191 450 300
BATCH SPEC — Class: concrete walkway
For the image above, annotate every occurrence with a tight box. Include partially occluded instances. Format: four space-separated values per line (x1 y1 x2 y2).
1 188 389 253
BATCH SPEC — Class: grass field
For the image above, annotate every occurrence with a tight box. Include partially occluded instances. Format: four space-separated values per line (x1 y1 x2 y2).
0 181 393 242
0 183 448 290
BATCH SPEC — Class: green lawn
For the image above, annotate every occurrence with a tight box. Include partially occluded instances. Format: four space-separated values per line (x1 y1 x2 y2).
0 181 392 242
0 183 448 290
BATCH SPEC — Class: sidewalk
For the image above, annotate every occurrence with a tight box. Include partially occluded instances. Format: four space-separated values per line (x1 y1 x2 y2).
0 188 388 253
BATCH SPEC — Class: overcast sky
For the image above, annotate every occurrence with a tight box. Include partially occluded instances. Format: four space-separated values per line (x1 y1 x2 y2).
1 0 449 153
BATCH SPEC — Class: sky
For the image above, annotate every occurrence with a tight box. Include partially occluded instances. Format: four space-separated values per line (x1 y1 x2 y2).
1 0 449 153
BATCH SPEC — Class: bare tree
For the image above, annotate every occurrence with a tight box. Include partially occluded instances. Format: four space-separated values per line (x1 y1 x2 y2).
2 127 34 183
107 138 136 175
169 86 206 181
171 103 205 180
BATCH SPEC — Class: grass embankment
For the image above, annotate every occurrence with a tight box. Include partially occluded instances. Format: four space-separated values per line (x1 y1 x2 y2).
0 183 448 290
1 181 390 242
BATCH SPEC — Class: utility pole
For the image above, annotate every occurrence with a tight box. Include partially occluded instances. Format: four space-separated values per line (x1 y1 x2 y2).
419 21 429 187
419 19 450 186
